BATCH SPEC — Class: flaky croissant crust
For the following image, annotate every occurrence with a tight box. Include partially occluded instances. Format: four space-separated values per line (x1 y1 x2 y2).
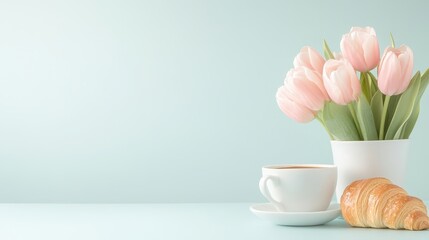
341 177 429 231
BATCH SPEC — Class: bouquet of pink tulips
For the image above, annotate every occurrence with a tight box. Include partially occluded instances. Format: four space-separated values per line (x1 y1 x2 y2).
276 27 429 141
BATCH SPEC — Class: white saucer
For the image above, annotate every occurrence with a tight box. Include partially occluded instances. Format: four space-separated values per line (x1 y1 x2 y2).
250 203 341 226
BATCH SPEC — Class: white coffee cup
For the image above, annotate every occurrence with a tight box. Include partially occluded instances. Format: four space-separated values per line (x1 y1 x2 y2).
259 164 337 212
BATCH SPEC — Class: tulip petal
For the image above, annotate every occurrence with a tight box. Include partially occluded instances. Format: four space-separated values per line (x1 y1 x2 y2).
293 47 325 74
378 52 399 95
340 27 379 72
341 35 366 72
363 37 380 70
286 67 329 109
323 59 361 105
276 86 315 123
397 47 414 92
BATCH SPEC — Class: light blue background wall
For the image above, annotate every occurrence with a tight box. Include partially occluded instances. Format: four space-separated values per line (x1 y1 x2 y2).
0 0 428 203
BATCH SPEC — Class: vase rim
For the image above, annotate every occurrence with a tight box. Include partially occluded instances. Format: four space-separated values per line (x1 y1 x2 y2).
330 139 410 143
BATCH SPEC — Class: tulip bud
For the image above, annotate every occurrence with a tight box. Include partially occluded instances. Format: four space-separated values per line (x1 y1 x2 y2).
323 59 361 105
276 67 330 123
284 67 330 111
340 27 380 72
276 86 316 123
293 46 326 74
377 45 414 96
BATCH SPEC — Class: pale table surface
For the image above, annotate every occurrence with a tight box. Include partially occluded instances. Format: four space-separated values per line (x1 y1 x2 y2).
0 203 428 240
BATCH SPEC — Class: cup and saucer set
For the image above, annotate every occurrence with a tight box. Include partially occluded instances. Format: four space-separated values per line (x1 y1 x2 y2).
249 164 341 226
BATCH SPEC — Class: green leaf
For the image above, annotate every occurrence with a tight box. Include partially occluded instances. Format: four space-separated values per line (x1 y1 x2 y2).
356 96 378 140
401 68 429 138
367 72 378 99
361 72 378 103
385 72 421 139
418 68 429 99
389 32 396 48
322 102 360 140
371 91 383 135
368 72 378 87
385 94 400 132
323 40 334 60
401 103 420 138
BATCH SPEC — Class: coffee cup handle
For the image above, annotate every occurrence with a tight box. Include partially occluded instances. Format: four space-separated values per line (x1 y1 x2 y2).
259 176 285 211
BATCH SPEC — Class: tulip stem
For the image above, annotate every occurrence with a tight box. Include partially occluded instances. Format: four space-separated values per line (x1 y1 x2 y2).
379 95 391 140
366 72 372 95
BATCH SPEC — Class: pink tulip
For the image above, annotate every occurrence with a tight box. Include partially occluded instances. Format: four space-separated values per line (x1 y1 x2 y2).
284 67 330 110
276 86 316 123
293 46 326 74
323 59 361 105
340 27 380 72
276 67 330 122
377 45 414 96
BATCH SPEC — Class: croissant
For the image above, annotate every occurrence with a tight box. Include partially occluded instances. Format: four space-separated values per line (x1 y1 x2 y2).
341 177 429 231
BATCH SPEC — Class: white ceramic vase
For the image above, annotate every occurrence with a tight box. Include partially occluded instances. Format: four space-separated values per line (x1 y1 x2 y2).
330 139 410 201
